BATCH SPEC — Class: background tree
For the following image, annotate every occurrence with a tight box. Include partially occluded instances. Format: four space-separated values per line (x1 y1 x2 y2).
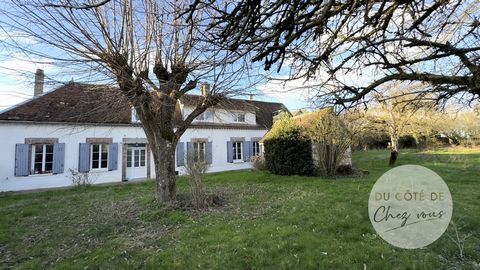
0 0 254 202
199 0 480 107
368 83 438 165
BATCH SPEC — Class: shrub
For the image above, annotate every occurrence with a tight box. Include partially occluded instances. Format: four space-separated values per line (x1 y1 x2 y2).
184 153 209 209
304 109 351 176
68 168 96 187
250 155 266 170
263 115 315 176
399 135 417 148
336 164 355 175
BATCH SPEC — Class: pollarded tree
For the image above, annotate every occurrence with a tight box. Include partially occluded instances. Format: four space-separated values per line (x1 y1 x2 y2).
0 0 255 202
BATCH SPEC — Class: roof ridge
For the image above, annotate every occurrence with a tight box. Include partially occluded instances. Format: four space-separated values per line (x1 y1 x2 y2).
182 93 285 105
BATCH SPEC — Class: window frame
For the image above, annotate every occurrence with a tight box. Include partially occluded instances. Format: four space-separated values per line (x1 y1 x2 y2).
232 141 243 162
193 141 206 163
252 141 260 156
90 143 109 170
126 147 146 168
30 143 54 175
195 111 214 122
233 113 246 123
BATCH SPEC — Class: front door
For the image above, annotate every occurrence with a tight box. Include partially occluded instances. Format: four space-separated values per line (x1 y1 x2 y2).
126 146 147 180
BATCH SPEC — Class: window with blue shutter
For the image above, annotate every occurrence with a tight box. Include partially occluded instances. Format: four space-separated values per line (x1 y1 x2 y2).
244 141 252 161
186 142 193 161
176 142 185 167
227 141 233 163
52 143 65 174
14 144 29 176
206 142 213 164
108 143 118 171
78 143 91 172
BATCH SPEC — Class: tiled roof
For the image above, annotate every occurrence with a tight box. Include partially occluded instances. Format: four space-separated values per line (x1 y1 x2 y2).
181 94 288 129
0 83 131 124
0 83 288 129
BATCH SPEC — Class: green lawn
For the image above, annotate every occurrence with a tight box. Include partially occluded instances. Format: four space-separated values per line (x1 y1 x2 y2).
1 149 479 269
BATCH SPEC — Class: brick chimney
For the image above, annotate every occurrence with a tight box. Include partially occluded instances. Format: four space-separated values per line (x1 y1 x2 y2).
34 69 44 97
200 83 210 96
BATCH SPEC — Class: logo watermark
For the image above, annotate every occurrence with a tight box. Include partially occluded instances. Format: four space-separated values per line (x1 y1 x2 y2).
368 165 452 249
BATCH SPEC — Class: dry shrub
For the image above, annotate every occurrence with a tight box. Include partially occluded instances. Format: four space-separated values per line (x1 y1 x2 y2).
68 168 97 187
184 153 209 209
303 109 351 176
250 155 266 170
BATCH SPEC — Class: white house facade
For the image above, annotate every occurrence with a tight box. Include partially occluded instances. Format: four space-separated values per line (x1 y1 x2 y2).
0 70 287 192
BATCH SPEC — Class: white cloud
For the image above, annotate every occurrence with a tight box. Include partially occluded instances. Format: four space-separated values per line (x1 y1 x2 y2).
0 83 31 111
257 76 320 110
0 53 57 111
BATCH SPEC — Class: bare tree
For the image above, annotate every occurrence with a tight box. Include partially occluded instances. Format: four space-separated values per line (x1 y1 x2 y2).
369 82 438 165
0 0 255 202
196 0 480 107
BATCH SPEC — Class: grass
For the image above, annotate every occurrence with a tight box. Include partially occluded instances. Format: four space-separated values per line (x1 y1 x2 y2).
1 148 479 269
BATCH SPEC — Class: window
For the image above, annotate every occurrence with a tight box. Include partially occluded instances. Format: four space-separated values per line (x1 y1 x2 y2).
232 141 243 161
233 113 245 122
196 111 214 122
252 141 260 156
127 148 146 168
193 142 206 163
127 149 132 167
30 144 54 174
91 144 108 169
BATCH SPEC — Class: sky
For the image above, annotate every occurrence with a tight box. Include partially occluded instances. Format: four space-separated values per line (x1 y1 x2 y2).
0 27 311 113
0 66 312 112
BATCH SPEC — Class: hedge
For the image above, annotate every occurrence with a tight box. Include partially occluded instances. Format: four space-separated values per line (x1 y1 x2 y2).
263 116 315 175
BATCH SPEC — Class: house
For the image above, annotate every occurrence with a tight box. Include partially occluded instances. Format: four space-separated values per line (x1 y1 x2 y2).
0 70 287 192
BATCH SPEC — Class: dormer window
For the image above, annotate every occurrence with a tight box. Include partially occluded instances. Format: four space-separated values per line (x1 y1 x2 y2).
233 113 245 122
131 107 140 123
196 111 214 122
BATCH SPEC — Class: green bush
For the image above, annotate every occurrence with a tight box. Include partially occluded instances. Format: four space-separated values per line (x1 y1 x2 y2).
263 115 315 176
399 135 417 148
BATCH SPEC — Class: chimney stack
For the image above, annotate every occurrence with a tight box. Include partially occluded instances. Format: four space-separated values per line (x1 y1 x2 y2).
34 69 44 97
200 83 210 96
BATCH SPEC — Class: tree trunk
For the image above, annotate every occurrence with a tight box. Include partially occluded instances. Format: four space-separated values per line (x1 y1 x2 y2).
134 94 179 203
151 138 177 202
389 135 399 166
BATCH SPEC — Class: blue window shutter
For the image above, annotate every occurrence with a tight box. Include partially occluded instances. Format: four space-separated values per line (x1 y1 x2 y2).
15 144 29 176
243 141 252 161
206 142 213 164
53 143 65 174
227 141 233 163
78 143 90 172
108 143 118 171
176 142 185 167
186 142 193 162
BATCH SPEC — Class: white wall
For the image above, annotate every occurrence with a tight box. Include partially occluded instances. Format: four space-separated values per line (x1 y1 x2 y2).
182 106 257 125
178 127 266 174
0 122 267 192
